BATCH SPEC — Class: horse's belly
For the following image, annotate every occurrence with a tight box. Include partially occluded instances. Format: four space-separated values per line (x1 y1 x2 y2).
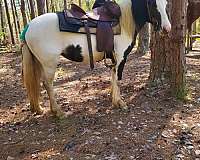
93 52 104 62
81 51 104 64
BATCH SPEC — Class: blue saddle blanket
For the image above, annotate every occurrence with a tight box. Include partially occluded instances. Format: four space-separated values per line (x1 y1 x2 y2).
56 11 119 34
57 12 83 32
57 12 100 33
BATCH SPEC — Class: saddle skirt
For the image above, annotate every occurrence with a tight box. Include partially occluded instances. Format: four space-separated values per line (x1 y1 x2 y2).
57 2 121 52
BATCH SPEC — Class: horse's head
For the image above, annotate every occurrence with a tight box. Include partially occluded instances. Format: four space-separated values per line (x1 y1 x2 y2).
147 0 171 32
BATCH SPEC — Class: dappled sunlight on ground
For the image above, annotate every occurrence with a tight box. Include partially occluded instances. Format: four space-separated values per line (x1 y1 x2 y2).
0 46 200 159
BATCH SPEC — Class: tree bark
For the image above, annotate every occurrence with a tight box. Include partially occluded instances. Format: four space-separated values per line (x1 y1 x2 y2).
85 0 90 10
50 0 55 12
46 0 49 12
0 0 6 41
168 0 187 98
136 23 150 56
29 0 35 19
12 0 21 34
149 32 170 83
26 0 31 20
149 0 187 98
10 0 18 40
64 0 67 10
78 0 81 7
36 0 45 16
149 0 172 83
4 0 15 44
20 0 28 27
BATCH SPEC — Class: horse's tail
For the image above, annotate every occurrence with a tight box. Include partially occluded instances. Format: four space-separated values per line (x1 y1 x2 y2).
22 43 42 112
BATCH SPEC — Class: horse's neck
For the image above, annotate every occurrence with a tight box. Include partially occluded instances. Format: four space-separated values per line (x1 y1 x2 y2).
119 0 135 39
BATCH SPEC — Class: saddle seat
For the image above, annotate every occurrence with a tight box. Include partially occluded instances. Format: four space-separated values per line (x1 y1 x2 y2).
68 3 120 21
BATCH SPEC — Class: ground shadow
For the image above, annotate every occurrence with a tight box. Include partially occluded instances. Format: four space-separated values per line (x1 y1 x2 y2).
0 50 200 159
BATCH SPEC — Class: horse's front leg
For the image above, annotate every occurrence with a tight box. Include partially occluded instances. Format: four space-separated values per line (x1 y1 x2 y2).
111 65 127 109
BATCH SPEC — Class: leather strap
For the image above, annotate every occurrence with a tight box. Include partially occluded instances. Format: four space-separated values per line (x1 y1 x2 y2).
84 20 94 70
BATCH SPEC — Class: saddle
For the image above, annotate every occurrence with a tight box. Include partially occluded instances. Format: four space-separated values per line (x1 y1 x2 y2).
58 1 121 69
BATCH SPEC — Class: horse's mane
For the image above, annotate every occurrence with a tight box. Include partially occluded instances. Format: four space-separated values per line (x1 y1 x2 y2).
118 0 135 38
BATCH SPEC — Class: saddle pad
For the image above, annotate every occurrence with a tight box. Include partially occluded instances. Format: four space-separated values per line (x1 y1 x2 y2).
20 24 29 41
57 12 82 32
56 12 121 35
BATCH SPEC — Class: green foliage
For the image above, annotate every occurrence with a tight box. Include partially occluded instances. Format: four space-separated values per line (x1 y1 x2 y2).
0 31 6 43
0 31 5 40
82 0 95 11
197 18 200 33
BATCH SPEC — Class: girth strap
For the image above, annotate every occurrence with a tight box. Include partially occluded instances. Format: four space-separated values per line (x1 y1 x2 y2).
84 20 94 70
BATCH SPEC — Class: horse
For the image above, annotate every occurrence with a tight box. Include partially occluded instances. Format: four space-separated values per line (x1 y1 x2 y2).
21 0 171 117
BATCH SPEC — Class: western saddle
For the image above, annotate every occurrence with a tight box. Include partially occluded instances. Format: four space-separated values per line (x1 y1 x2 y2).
63 1 121 69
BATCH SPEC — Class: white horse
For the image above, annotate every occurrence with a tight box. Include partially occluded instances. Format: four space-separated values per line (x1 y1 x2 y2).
22 0 171 117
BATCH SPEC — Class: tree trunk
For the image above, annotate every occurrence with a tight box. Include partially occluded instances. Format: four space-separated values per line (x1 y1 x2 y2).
149 32 170 83
13 0 21 34
85 0 90 10
0 0 6 41
36 0 45 16
168 0 187 98
20 0 28 27
10 0 18 40
50 0 55 12
78 0 81 7
136 23 150 56
26 0 31 20
46 0 49 12
149 0 187 98
192 21 196 34
64 0 67 10
4 0 15 44
149 0 172 83
29 0 35 19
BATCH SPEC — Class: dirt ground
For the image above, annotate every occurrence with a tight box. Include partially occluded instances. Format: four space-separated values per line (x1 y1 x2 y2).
0 44 200 160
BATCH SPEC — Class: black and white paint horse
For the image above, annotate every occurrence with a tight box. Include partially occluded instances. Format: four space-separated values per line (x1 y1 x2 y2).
22 0 171 117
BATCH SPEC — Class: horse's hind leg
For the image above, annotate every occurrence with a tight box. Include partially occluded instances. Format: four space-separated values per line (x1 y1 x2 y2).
43 67 65 117
111 65 127 109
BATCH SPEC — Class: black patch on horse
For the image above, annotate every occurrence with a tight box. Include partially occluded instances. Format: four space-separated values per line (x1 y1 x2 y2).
117 32 137 80
131 0 161 32
117 43 134 80
61 45 83 62
148 0 162 31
